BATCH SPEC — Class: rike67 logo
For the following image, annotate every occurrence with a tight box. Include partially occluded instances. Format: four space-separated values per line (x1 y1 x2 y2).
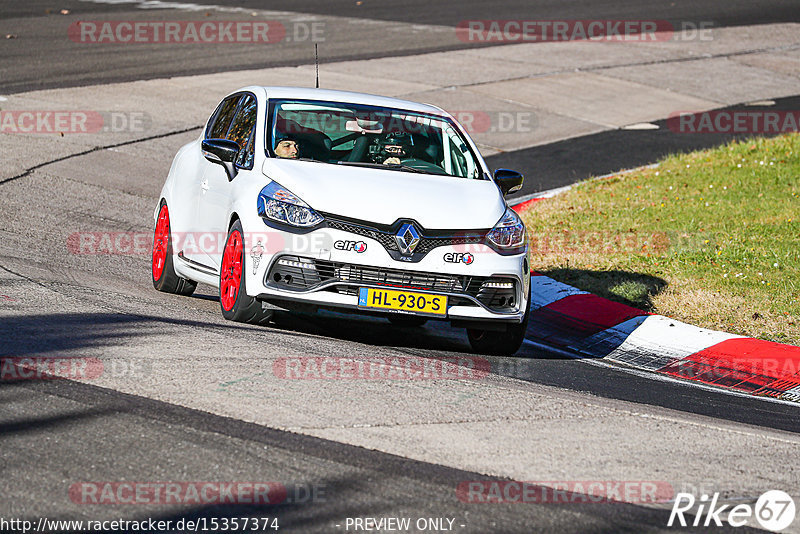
669 490 795 532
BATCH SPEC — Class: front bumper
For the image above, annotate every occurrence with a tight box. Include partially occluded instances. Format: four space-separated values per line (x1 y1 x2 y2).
254 258 529 326
244 220 529 325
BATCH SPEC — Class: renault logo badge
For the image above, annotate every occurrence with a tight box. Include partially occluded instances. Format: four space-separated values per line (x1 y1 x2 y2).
395 223 420 255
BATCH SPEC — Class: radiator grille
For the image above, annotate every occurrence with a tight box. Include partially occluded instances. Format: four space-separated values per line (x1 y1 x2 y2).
265 256 517 312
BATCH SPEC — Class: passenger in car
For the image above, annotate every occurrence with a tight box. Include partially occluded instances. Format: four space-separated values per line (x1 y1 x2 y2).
274 135 300 159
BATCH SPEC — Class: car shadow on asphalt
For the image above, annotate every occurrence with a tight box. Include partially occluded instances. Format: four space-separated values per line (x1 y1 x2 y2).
151 267 667 366
184 268 669 363
268 309 474 355
182 285 476 355
0 311 365 372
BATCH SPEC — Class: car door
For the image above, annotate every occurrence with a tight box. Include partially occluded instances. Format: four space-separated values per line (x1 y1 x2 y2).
201 92 258 271
185 94 242 267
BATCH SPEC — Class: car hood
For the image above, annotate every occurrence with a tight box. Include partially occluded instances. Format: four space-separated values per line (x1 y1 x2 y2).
261 159 506 229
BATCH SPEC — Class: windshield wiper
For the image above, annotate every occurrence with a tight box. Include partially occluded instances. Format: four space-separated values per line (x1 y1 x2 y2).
388 164 426 174
336 161 426 173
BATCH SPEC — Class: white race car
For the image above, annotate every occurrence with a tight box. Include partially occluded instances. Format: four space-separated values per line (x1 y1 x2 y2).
152 87 530 354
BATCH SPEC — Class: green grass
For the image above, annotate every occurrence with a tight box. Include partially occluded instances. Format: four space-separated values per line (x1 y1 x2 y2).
520 133 800 344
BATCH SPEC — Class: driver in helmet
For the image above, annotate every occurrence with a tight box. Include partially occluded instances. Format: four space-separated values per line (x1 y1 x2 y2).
375 131 413 165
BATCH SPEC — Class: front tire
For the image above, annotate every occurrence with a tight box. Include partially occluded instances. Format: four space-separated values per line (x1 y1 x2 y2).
467 276 531 355
152 202 197 296
219 219 273 325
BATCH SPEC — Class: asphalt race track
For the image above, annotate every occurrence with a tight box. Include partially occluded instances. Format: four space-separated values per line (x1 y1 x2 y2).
1 1 800 533
2 0 799 92
498 95 800 199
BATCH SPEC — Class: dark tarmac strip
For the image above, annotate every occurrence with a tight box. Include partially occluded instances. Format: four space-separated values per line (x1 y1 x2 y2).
499 95 800 200
0 376 762 533
177 0 800 28
2 0 798 93
251 309 800 435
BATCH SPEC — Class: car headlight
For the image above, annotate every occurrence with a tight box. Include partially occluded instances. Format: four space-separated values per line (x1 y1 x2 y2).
257 182 324 228
486 207 527 252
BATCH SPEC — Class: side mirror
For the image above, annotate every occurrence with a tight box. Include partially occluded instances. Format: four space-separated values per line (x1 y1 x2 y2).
493 169 524 196
202 138 240 180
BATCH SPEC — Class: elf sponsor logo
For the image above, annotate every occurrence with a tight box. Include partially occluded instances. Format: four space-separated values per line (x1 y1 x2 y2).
334 240 367 253
668 490 795 531
443 252 474 264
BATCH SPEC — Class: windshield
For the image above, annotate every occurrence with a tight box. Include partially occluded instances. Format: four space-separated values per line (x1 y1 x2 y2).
266 99 486 179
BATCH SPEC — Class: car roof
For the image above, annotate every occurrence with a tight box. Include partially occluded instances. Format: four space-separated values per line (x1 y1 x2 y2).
233 86 447 116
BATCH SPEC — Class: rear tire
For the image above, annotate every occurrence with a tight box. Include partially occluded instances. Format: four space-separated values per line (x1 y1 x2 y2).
467 275 531 355
219 219 273 325
152 202 196 296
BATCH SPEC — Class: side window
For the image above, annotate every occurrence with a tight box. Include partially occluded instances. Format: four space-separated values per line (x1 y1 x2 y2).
444 127 471 178
228 94 258 169
236 134 255 169
206 95 241 139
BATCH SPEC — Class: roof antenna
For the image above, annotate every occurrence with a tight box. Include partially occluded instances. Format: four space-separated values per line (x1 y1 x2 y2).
314 43 319 88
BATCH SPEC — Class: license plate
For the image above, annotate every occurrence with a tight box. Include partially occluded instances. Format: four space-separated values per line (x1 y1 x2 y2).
358 288 447 316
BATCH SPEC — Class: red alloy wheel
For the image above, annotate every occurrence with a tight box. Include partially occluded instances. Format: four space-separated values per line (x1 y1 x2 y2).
152 204 170 281
220 229 244 311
